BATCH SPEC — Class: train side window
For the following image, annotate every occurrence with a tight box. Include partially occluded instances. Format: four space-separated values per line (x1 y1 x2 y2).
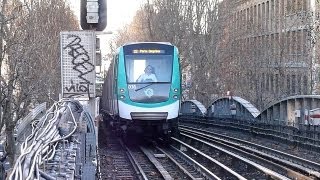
113 55 119 95
114 55 119 80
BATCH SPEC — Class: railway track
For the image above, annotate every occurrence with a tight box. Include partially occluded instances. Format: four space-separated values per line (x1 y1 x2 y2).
98 124 139 179
99 135 213 179
130 141 221 180
154 146 211 179
177 125 320 180
98 122 219 179
99 121 320 179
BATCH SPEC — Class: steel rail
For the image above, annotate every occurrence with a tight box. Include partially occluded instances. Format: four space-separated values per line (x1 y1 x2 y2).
181 125 320 178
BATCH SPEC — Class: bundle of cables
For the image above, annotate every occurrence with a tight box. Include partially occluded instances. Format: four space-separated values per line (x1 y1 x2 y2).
9 99 82 180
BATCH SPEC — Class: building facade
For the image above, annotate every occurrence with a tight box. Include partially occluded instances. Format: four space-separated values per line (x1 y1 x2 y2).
218 0 320 108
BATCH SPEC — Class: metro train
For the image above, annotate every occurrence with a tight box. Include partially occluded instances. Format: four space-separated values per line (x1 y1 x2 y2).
100 42 181 137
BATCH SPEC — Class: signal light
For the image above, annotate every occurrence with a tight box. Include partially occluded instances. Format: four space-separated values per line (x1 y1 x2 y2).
80 0 107 31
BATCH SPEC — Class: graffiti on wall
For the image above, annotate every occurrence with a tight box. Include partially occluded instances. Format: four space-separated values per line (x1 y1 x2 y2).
61 32 95 99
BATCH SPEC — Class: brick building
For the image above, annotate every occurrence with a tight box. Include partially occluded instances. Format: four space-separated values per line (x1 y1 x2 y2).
218 0 320 108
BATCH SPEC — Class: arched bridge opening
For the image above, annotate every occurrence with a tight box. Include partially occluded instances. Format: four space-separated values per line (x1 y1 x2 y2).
207 96 260 121
180 100 207 117
258 95 320 128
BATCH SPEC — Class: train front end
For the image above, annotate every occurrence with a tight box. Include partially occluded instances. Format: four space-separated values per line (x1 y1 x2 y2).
117 42 181 136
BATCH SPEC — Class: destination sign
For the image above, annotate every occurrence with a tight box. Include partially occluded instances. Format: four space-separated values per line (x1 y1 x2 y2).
132 49 165 54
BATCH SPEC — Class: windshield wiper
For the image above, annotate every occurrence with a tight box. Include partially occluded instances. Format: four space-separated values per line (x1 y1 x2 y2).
135 82 156 91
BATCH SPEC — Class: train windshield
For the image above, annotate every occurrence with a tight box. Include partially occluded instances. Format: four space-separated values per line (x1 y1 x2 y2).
125 55 173 83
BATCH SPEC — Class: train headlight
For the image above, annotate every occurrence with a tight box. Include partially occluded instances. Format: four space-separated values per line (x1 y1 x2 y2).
120 95 125 99
173 95 178 99
120 88 125 93
174 88 178 92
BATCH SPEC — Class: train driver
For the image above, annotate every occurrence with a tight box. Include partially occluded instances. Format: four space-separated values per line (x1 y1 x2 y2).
136 65 158 82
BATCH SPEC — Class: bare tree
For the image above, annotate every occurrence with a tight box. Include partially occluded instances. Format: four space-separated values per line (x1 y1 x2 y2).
0 0 78 163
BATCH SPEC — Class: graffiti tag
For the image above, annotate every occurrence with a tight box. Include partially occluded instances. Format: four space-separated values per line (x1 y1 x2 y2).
62 33 95 98
64 80 90 98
